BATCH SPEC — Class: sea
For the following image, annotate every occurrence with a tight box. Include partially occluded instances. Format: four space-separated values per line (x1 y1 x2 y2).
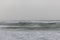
0 25 59 40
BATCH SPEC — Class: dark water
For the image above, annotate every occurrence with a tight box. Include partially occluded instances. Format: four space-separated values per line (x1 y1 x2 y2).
0 25 60 40
0 27 60 40
0 21 60 40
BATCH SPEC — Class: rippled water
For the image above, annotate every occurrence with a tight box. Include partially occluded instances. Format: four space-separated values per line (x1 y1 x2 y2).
0 21 60 40
0 25 60 40
0 28 60 40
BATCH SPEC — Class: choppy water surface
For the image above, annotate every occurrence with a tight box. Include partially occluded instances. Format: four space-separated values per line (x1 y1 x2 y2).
0 21 60 40
0 25 59 40
0 28 60 40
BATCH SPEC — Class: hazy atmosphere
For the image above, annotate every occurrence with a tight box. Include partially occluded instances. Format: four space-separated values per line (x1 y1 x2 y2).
0 0 60 20
0 0 60 40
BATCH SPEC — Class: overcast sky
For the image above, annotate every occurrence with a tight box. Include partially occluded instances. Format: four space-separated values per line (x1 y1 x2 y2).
0 0 60 20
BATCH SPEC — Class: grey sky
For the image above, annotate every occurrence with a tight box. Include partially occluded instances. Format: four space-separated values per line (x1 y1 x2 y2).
0 0 60 20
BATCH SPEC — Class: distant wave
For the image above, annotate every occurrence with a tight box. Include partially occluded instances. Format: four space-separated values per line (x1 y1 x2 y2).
0 22 58 30
0 22 56 26
1 20 60 30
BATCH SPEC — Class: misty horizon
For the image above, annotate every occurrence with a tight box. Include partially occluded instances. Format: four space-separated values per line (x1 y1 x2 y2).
0 0 60 20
